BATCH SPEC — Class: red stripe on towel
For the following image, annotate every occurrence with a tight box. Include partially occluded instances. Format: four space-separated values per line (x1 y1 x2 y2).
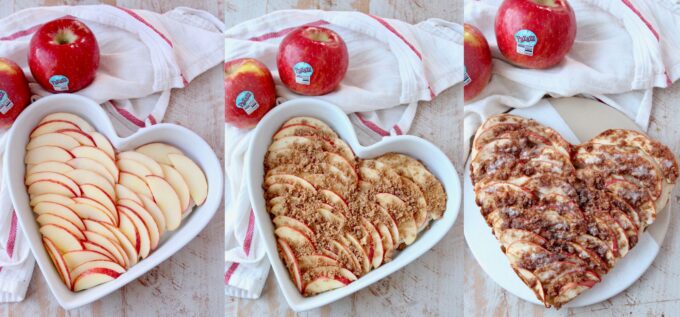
110 101 146 128
249 20 329 42
0 24 42 41
116 6 173 48
6 212 17 258
356 113 389 137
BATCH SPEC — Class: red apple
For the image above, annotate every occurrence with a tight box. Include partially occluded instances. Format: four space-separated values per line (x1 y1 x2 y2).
277 26 348 96
225 58 277 129
464 24 493 102
0 58 30 128
28 17 100 93
495 0 576 69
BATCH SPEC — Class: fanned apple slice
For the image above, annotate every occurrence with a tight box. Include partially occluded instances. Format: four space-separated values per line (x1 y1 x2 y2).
67 158 116 185
376 193 417 245
275 226 315 251
499 229 547 248
25 146 73 165
27 132 80 150
298 254 340 270
80 184 117 220
25 172 81 197
27 161 74 175
28 181 76 198
83 231 127 267
118 211 141 255
303 277 349 296
135 143 183 165
73 197 117 224
69 202 115 225
65 169 115 198
83 219 117 241
103 223 138 268
117 151 164 177
118 206 151 259
115 184 142 205
118 199 160 250
146 175 182 231
72 268 121 291
117 158 152 179
59 129 95 146
39 224 84 253
30 194 76 208
361 218 384 268
282 117 336 135
63 250 112 270
329 239 360 273
43 237 72 289
119 172 152 198
71 260 125 282
90 132 115 159
36 213 85 240
138 194 166 235
41 113 94 132
160 164 191 211
272 216 314 237
32 202 84 230
71 146 119 181
30 120 79 138
278 239 302 291
167 153 208 206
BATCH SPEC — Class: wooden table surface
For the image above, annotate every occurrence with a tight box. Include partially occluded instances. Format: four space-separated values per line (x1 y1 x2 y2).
0 1 225 316
463 85 680 315
224 1 464 316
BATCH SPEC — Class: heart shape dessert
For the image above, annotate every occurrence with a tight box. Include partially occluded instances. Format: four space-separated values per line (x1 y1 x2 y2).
246 98 461 311
263 117 447 296
470 114 678 308
5 94 223 309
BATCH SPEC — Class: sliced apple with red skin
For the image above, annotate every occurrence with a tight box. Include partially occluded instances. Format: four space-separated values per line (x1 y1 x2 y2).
71 146 119 181
63 250 112 270
30 194 76 208
59 129 96 146
160 164 191 211
138 194 166 235
167 153 208 206
377 223 395 260
319 189 348 213
39 224 84 253
272 215 314 237
277 239 302 291
499 229 547 248
329 239 360 273
117 158 151 178
275 226 315 251
41 113 95 132
83 231 127 267
376 193 417 245
117 151 164 176
146 175 182 231
303 276 350 296
305 266 357 282
605 177 656 225
73 197 117 222
32 202 85 229
28 180 77 198
83 219 117 241
43 237 72 289
475 181 535 213
298 254 340 270
30 120 79 138
575 233 616 268
378 205 400 244
27 161 74 175
72 267 121 291
27 132 80 150
118 199 160 250
135 143 183 165
80 184 117 221
103 223 138 267
90 131 115 159
343 233 371 274
119 172 152 198
317 208 346 227
115 184 142 205
505 241 552 269
66 169 115 198
25 146 74 165
118 211 142 255
66 157 116 184
118 206 151 259
25 171 82 197
36 213 85 240
282 117 336 135
71 260 125 282
361 218 384 268
69 202 115 225
273 124 324 140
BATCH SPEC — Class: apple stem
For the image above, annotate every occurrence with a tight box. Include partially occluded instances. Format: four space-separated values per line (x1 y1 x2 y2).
54 29 77 45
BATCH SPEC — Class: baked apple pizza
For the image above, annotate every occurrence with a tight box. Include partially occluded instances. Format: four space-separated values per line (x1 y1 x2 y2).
263 117 447 296
470 114 678 308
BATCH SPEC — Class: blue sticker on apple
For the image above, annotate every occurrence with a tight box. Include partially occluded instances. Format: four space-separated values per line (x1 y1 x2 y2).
49 75 70 92
463 66 471 86
0 90 14 115
235 90 259 115
293 62 313 85
514 29 538 56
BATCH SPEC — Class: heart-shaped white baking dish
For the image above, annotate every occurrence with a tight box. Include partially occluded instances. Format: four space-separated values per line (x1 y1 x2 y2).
4 94 223 309
246 98 461 311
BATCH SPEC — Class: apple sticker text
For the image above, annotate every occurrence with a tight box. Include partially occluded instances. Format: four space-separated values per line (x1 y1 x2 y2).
236 90 260 115
293 62 313 85
49 75 70 92
463 66 471 86
0 90 13 114
514 29 537 56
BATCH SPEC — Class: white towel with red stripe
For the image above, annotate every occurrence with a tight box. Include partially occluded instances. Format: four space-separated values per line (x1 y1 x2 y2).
463 0 680 156
0 5 224 302
224 10 462 299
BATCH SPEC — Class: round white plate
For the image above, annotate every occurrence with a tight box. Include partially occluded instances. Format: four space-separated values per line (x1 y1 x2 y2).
463 97 672 308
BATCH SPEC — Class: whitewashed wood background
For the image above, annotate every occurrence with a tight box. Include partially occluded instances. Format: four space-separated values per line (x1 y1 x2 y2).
224 1 464 317
0 1 225 316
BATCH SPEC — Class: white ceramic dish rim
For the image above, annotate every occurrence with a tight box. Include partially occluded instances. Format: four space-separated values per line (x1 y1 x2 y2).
4 94 224 310
246 98 462 312
463 106 670 308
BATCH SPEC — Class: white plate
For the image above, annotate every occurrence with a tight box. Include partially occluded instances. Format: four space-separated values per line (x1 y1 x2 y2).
464 98 671 308
246 98 461 311
4 94 224 309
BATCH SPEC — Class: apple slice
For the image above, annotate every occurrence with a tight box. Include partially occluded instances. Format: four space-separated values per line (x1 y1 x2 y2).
344 233 371 274
115 184 142 204
118 199 160 250
117 151 164 177
303 277 348 296
27 180 76 199
72 267 121 291
27 161 74 175
272 216 314 237
71 146 119 181
103 223 138 268
84 239 117 260
27 132 80 150
41 113 95 132
282 117 336 135
167 153 208 206
63 250 112 270
71 260 125 281
377 223 395 260
318 189 348 213
362 219 384 268
83 219 117 241
160 164 191 211
118 206 151 259
118 211 141 254
330 239 360 273
43 237 72 289
265 174 316 193
146 175 182 231
73 197 117 223
83 231 127 267
69 202 115 225
25 171 81 196
117 158 152 179
59 129 96 146
30 194 76 207
32 202 85 230
138 194 166 235
25 146 73 165
39 224 84 253
80 184 117 220
376 193 417 245
90 132 115 159
120 173 151 198
65 169 115 198
298 254 339 270
278 239 302 291
275 226 315 250
135 143 183 165
67 157 116 184
30 120 79 138
36 213 85 240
